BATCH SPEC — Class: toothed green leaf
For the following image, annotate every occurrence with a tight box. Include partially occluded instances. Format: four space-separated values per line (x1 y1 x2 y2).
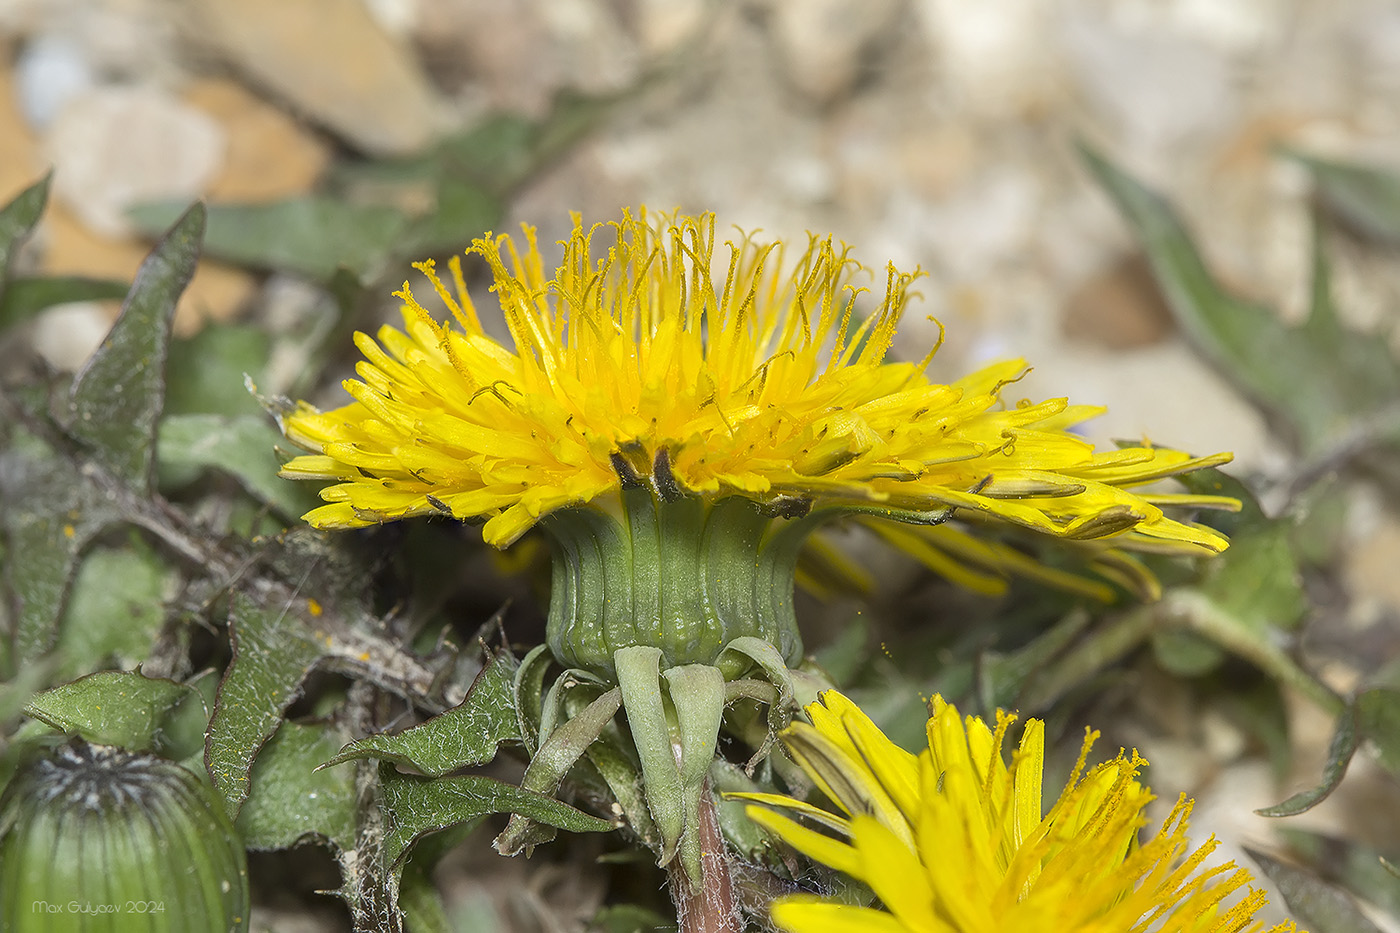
205 591 325 818
54 537 175 679
236 721 357 852
323 649 519 776
0 173 51 283
23 670 202 752
157 412 315 519
378 765 612 869
67 203 205 489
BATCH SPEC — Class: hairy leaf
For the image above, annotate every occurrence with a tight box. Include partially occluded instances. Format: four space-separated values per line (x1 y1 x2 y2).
400 180 500 257
0 660 51 725
54 539 173 679
1195 523 1306 636
378 766 613 868
206 591 325 817
165 323 271 417
23 670 201 751
324 649 520 776
335 91 611 197
398 862 453 933
0 413 126 663
1150 629 1227 678
157 412 314 519
236 721 357 852
1355 687 1400 777
1260 687 1400 817
590 906 677 933
67 203 205 489
1159 468 1309 677
1259 705 1357 817
1279 829 1400 920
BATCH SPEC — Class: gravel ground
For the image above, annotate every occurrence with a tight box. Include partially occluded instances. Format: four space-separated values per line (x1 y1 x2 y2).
3 1 1400 930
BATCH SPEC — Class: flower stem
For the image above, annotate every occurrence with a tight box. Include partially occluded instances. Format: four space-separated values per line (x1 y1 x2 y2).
669 778 740 933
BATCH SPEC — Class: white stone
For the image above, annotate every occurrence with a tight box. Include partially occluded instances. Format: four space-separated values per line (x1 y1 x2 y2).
45 86 225 238
915 0 1061 116
1168 0 1285 52
31 302 111 373
361 0 419 36
14 33 95 130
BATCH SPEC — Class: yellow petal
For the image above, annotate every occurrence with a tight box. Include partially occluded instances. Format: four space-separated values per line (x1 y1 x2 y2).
770 898 913 933
744 807 863 880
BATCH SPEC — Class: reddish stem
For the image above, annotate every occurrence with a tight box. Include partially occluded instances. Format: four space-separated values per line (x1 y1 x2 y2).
669 779 740 933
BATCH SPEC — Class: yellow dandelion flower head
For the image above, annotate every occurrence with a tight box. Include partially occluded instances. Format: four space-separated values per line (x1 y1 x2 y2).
737 691 1301 933
279 207 1234 551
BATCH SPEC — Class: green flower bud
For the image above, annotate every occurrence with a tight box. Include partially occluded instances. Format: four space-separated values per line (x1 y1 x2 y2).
0 741 249 932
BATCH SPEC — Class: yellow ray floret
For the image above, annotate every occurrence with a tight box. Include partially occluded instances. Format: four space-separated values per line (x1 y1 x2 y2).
736 691 1302 933
279 208 1234 551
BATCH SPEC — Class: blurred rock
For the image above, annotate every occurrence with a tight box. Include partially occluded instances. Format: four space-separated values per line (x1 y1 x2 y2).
913 167 1041 282
183 79 330 202
895 123 976 198
1358 4 1400 96
769 0 905 106
1347 510 1400 616
536 0 639 96
190 0 445 156
6 1 183 81
45 85 225 237
413 0 639 117
631 0 705 57
0 58 43 208
39 202 256 334
362 0 420 37
915 0 1063 117
1061 15 1238 153
1021 339 1279 472
1062 254 1176 349
14 32 94 129
1215 113 1319 175
415 0 557 116
30 301 111 372
771 151 834 204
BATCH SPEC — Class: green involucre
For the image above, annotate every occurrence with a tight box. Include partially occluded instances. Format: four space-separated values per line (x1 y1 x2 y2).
543 488 813 678
0 741 249 932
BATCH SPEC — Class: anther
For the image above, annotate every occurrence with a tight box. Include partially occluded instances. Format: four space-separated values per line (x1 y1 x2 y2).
652 449 683 502
610 451 645 488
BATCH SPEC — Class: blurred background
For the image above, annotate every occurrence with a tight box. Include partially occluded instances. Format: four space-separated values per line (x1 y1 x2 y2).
3 0 1400 929
6 0 1400 456
5 0 1400 454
